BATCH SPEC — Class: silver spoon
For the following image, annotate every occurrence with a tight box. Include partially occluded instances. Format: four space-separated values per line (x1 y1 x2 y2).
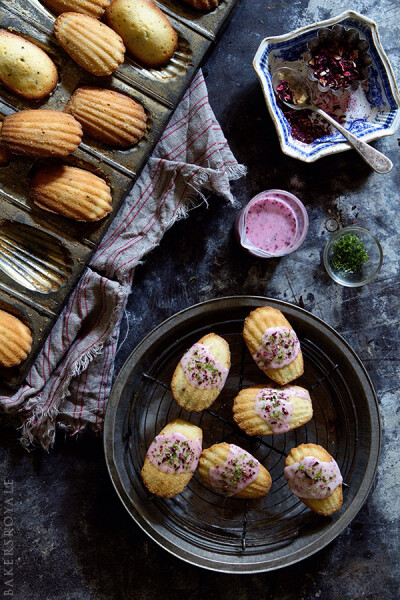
272 67 393 174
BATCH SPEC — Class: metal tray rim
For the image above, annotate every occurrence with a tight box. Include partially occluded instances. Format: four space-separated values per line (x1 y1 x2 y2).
103 295 381 573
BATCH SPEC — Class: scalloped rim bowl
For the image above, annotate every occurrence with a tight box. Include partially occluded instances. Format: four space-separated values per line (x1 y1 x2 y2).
253 10 400 162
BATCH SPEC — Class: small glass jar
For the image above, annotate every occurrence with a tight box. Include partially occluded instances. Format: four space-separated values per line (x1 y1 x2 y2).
234 189 309 258
323 226 383 287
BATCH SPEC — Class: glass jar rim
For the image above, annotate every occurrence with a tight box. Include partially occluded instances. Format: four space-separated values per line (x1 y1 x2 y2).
237 189 309 258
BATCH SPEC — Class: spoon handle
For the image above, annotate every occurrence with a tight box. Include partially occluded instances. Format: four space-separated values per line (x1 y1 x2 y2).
314 107 393 174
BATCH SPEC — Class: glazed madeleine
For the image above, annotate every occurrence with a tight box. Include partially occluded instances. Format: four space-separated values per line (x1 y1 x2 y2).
233 384 312 435
0 310 32 368
64 87 147 147
141 419 203 498
0 123 11 166
105 0 178 68
41 0 110 18
171 333 230 412
181 0 218 9
199 443 272 499
243 306 304 385
30 164 112 222
54 12 125 76
284 443 343 516
1 110 82 158
0 30 58 100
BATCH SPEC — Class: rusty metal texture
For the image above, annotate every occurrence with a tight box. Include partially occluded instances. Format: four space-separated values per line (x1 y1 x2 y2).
0 0 240 388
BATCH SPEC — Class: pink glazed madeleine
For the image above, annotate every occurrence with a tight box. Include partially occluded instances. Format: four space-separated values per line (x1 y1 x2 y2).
199 443 272 499
171 333 230 411
233 383 312 435
141 419 203 498
243 306 304 385
284 443 343 516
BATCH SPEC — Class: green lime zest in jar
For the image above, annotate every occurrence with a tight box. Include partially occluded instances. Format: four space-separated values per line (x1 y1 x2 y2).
332 233 369 273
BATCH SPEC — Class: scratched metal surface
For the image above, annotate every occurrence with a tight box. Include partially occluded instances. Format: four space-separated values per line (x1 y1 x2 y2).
0 0 240 387
0 0 399 597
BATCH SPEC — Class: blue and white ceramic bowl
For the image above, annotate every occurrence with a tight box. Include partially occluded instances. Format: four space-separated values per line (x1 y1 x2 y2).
253 11 400 162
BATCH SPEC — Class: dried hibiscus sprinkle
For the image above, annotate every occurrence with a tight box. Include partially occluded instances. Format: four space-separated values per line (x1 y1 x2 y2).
309 46 360 90
276 97 331 144
276 80 295 104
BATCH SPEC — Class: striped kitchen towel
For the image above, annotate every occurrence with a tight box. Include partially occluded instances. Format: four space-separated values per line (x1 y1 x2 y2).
0 71 246 450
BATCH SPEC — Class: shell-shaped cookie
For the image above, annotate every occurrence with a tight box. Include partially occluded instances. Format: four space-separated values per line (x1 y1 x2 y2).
105 0 178 68
54 12 125 76
0 30 58 100
1 110 82 158
199 443 272 499
0 309 32 368
171 333 230 412
285 443 343 516
41 0 110 18
243 306 304 385
0 123 11 166
233 384 312 435
64 87 147 147
141 419 203 498
30 164 112 222
181 0 218 10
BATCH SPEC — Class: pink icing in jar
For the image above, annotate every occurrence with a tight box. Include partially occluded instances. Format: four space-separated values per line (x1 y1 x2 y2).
234 190 309 258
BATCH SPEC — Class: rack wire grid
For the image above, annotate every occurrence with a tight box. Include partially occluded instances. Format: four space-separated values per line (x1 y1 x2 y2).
104 297 380 573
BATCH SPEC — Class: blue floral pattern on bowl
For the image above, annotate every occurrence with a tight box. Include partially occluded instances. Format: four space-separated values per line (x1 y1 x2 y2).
253 11 400 163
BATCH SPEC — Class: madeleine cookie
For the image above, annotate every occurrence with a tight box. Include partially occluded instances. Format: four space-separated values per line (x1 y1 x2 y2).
1 110 82 158
233 384 312 435
181 0 218 9
0 123 11 166
41 0 110 18
199 443 271 498
284 443 343 516
105 0 178 68
0 310 32 368
0 30 58 100
243 306 304 385
171 333 230 412
54 12 125 76
141 419 202 497
30 164 112 221
64 87 147 147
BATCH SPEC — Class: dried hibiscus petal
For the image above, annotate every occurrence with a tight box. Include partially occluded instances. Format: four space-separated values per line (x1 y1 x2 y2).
276 97 331 144
276 80 295 104
310 46 360 90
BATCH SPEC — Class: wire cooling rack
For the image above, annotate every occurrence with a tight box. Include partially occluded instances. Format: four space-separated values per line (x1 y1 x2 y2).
104 297 380 573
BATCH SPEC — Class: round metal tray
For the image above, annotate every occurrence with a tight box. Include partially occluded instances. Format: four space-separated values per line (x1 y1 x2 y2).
104 296 380 573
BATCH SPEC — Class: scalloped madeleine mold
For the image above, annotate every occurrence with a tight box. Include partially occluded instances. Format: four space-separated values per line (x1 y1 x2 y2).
0 221 73 294
253 10 400 163
125 34 193 81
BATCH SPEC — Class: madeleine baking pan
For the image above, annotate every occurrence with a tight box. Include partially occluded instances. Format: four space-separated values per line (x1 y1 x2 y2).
104 296 380 573
0 0 240 388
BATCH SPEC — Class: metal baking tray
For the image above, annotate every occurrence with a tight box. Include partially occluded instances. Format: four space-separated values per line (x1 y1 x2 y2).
104 296 380 573
0 0 240 388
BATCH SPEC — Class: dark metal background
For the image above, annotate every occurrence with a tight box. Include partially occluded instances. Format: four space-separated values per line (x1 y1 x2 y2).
104 296 381 573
